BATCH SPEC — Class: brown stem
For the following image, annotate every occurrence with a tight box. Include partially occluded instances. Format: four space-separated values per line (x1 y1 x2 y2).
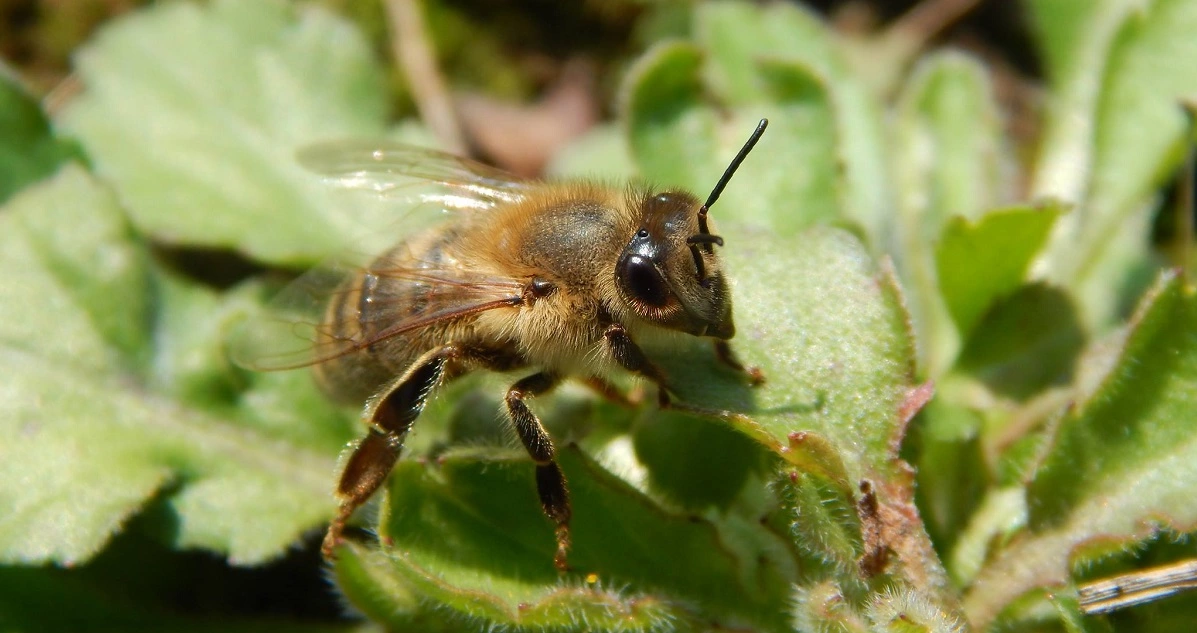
384 0 466 154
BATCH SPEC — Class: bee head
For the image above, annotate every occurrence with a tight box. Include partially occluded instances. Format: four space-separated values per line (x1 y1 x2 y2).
614 119 768 339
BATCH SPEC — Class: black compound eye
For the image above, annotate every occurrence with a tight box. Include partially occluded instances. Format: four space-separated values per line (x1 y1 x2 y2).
617 254 670 307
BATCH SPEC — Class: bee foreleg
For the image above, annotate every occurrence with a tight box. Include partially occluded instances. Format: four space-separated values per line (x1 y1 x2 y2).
602 323 672 407
713 340 765 386
322 347 452 559
504 372 572 572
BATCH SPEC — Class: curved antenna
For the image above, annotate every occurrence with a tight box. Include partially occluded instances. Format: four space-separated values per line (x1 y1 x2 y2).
697 118 769 236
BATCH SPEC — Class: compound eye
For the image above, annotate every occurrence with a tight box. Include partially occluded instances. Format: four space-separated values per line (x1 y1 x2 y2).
617 254 670 307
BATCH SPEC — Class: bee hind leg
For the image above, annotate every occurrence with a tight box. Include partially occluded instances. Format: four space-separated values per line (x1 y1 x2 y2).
322 347 453 558
504 372 572 572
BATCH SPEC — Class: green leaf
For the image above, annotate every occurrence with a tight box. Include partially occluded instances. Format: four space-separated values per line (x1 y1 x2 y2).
936 204 1063 340
623 3 892 240
955 284 1085 401
657 227 917 485
894 53 1003 235
963 273 1197 627
338 448 794 632
631 410 767 511
622 41 718 195
892 52 1008 374
0 63 82 203
0 167 346 566
1026 0 1143 205
1031 0 1197 324
57 0 390 265
694 0 891 242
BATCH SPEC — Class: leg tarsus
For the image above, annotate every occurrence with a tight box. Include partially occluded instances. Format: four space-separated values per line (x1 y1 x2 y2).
507 373 573 570
714 340 765 386
322 348 451 559
603 323 676 406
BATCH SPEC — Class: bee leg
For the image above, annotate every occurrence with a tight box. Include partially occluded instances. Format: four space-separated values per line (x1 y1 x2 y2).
713 340 765 386
603 323 673 407
505 372 572 572
322 347 451 559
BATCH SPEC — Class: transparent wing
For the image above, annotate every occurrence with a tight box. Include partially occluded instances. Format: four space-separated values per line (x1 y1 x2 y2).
230 247 525 371
297 140 532 211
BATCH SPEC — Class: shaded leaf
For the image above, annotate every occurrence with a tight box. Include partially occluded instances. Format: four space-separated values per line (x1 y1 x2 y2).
955 284 1085 401
339 448 795 631
0 63 82 203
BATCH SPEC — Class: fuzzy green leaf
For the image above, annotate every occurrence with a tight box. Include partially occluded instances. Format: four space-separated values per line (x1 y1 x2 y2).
964 273 1197 626
0 167 348 566
336 448 794 632
656 226 917 485
57 0 390 265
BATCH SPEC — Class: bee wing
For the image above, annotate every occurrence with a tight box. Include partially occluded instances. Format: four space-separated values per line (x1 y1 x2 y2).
230 249 525 371
297 140 531 212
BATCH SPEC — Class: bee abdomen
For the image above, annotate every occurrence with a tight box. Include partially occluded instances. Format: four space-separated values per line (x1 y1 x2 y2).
312 240 450 403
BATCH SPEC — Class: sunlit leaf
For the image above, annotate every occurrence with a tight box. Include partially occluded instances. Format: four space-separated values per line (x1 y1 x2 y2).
0 167 346 566
58 0 391 265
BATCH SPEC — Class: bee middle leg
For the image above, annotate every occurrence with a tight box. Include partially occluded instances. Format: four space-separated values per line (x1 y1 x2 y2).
322 346 454 558
504 372 572 571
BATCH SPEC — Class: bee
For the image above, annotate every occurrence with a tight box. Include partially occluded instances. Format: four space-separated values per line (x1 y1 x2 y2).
232 119 769 571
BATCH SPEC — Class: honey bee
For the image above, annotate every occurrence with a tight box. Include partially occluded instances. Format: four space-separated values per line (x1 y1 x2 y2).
232 119 769 571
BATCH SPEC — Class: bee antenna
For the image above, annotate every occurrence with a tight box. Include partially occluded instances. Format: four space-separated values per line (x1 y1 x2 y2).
698 118 769 235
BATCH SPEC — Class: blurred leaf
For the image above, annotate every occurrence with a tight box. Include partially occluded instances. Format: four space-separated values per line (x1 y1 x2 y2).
936 205 1063 340
695 1 891 242
0 167 346 566
910 397 987 563
624 45 843 231
0 63 82 204
338 448 793 631
955 284 1085 401
1031 0 1197 325
964 273 1197 626
621 41 717 195
58 0 391 265
895 53 1004 239
624 4 891 240
1027 0 1143 205
893 53 1007 373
